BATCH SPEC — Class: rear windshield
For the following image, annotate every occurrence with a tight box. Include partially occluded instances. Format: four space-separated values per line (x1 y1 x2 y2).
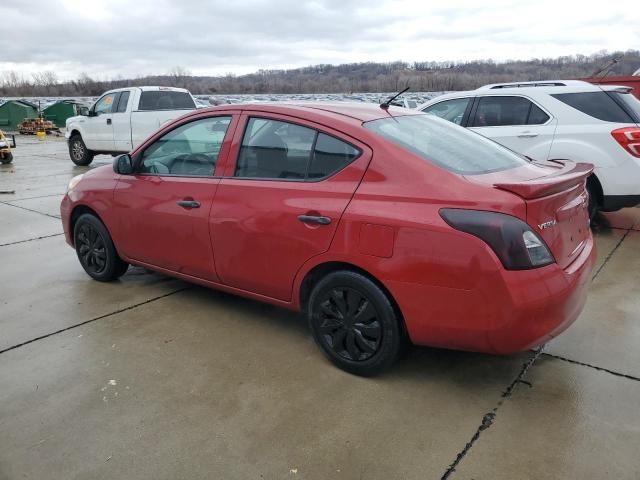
551 91 636 123
609 91 640 123
364 114 528 175
138 91 196 111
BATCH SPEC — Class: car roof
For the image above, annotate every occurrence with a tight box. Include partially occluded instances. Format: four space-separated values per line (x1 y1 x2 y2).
194 101 423 124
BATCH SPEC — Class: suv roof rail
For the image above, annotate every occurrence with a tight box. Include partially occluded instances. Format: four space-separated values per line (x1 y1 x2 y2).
477 80 591 90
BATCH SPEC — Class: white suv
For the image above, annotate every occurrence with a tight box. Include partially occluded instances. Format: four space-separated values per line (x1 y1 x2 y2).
418 80 640 217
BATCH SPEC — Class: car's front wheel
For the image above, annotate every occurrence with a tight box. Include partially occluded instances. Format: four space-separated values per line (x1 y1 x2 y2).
73 214 128 281
68 134 94 166
308 271 405 376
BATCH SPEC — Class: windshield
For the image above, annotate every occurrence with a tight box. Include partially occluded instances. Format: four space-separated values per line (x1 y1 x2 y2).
364 114 528 174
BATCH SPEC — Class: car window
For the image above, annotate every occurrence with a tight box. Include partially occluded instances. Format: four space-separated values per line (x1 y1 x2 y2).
471 96 532 127
364 114 528 175
235 118 360 180
138 91 196 111
93 93 115 115
140 116 231 176
551 92 634 123
423 98 470 125
115 91 130 113
235 118 316 179
608 91 640 122
308 133 360 179
528 103 550 125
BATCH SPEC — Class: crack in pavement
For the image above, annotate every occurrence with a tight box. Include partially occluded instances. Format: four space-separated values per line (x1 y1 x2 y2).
0 192 64 202
542 352 640 382
440 347 544 480
0 200 61 219
592 228 631 281
0 287 191 355
0 232 64 247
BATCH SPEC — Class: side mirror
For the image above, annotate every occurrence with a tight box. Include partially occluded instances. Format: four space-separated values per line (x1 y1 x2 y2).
113 154 133 175
87 109 97 117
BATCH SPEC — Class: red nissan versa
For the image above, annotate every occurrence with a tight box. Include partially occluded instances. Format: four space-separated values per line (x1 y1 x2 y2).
60 102 596 376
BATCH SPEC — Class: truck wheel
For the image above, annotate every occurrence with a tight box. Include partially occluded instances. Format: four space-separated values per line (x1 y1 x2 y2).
69 134 94 166
0 152 13 164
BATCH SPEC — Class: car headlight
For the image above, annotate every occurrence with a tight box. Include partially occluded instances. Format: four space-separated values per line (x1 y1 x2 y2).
67 174 84 192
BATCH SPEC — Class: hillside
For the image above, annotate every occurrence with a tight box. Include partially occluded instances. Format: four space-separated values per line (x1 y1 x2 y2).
1 50 638 97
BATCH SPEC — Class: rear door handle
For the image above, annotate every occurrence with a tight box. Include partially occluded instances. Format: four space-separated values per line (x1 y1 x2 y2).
177 200 200 209
517 131 538 138
298 214 331 225
106 118 112 125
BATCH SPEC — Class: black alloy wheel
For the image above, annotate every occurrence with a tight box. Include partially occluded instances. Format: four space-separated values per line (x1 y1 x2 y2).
308 271 404 376
316 287 382 362
73 214 128 281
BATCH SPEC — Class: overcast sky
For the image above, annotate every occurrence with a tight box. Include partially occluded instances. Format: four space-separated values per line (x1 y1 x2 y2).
3 0 638 80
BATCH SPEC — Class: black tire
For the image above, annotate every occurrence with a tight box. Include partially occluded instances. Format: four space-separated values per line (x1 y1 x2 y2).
308 271 404 376
68 134 94 166
0 152 12 164
73 214 128 282
586 177 600 225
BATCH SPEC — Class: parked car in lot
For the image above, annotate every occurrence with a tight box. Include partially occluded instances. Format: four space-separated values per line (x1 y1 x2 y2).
419 80 640 218
65 86 197 166
61 102 596 375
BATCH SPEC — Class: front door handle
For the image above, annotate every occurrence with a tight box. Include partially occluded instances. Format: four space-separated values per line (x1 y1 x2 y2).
298 214 331 225
177 200 200 209
106 118 112 125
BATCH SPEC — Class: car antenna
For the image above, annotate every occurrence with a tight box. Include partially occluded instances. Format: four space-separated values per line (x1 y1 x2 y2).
380 86 410 110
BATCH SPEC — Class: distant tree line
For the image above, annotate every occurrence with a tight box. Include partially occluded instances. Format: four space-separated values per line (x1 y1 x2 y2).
1 50 638 97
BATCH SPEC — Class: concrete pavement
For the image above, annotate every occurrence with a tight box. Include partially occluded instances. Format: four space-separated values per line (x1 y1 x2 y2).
1 135 639 479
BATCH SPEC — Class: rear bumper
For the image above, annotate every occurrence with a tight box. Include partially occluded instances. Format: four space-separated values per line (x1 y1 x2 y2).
602 195 640 211
388 236 596 355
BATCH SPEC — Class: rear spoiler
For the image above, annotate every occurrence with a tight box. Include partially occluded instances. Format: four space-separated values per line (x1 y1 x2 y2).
494 160 594 199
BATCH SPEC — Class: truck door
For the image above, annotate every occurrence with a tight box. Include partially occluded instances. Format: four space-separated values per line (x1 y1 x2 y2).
83 92 116 151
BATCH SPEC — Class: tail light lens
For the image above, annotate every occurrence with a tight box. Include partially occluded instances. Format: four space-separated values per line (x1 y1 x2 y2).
440 209 555 270
611 127 640 158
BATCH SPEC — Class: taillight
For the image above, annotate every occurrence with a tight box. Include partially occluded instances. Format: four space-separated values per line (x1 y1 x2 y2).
440 209 555 270
611 127 640 158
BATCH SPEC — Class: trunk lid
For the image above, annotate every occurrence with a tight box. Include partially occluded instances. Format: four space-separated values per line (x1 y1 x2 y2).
466 160 593 269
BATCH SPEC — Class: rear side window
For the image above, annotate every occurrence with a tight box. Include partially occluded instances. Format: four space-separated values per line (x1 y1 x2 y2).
364 114 528 175
471 96 548 127
551 92 634 123
115 91 130 113
308 134 360 179
235 118 360 180
138 91 196 111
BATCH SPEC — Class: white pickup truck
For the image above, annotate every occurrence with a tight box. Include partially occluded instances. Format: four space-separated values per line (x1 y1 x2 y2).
65 86 197 165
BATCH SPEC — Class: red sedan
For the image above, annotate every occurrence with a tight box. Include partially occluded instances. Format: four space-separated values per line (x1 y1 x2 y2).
61 102 596 375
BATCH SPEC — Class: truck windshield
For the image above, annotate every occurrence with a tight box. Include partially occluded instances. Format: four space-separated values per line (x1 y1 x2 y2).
363 114 527 174
138 91 196 111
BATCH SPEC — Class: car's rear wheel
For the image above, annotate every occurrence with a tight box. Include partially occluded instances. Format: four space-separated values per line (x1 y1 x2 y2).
586 175 601 224
308 271 404 376
69 134 94 166
73 213 128 281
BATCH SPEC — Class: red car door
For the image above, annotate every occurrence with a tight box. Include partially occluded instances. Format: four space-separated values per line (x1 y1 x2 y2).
211 113 371 301
113 114 238 281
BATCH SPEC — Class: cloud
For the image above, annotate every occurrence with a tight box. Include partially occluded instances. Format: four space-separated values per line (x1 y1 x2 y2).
1 0 638 80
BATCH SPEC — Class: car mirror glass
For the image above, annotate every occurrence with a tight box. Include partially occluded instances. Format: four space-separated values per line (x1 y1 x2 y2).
113 154 133 175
